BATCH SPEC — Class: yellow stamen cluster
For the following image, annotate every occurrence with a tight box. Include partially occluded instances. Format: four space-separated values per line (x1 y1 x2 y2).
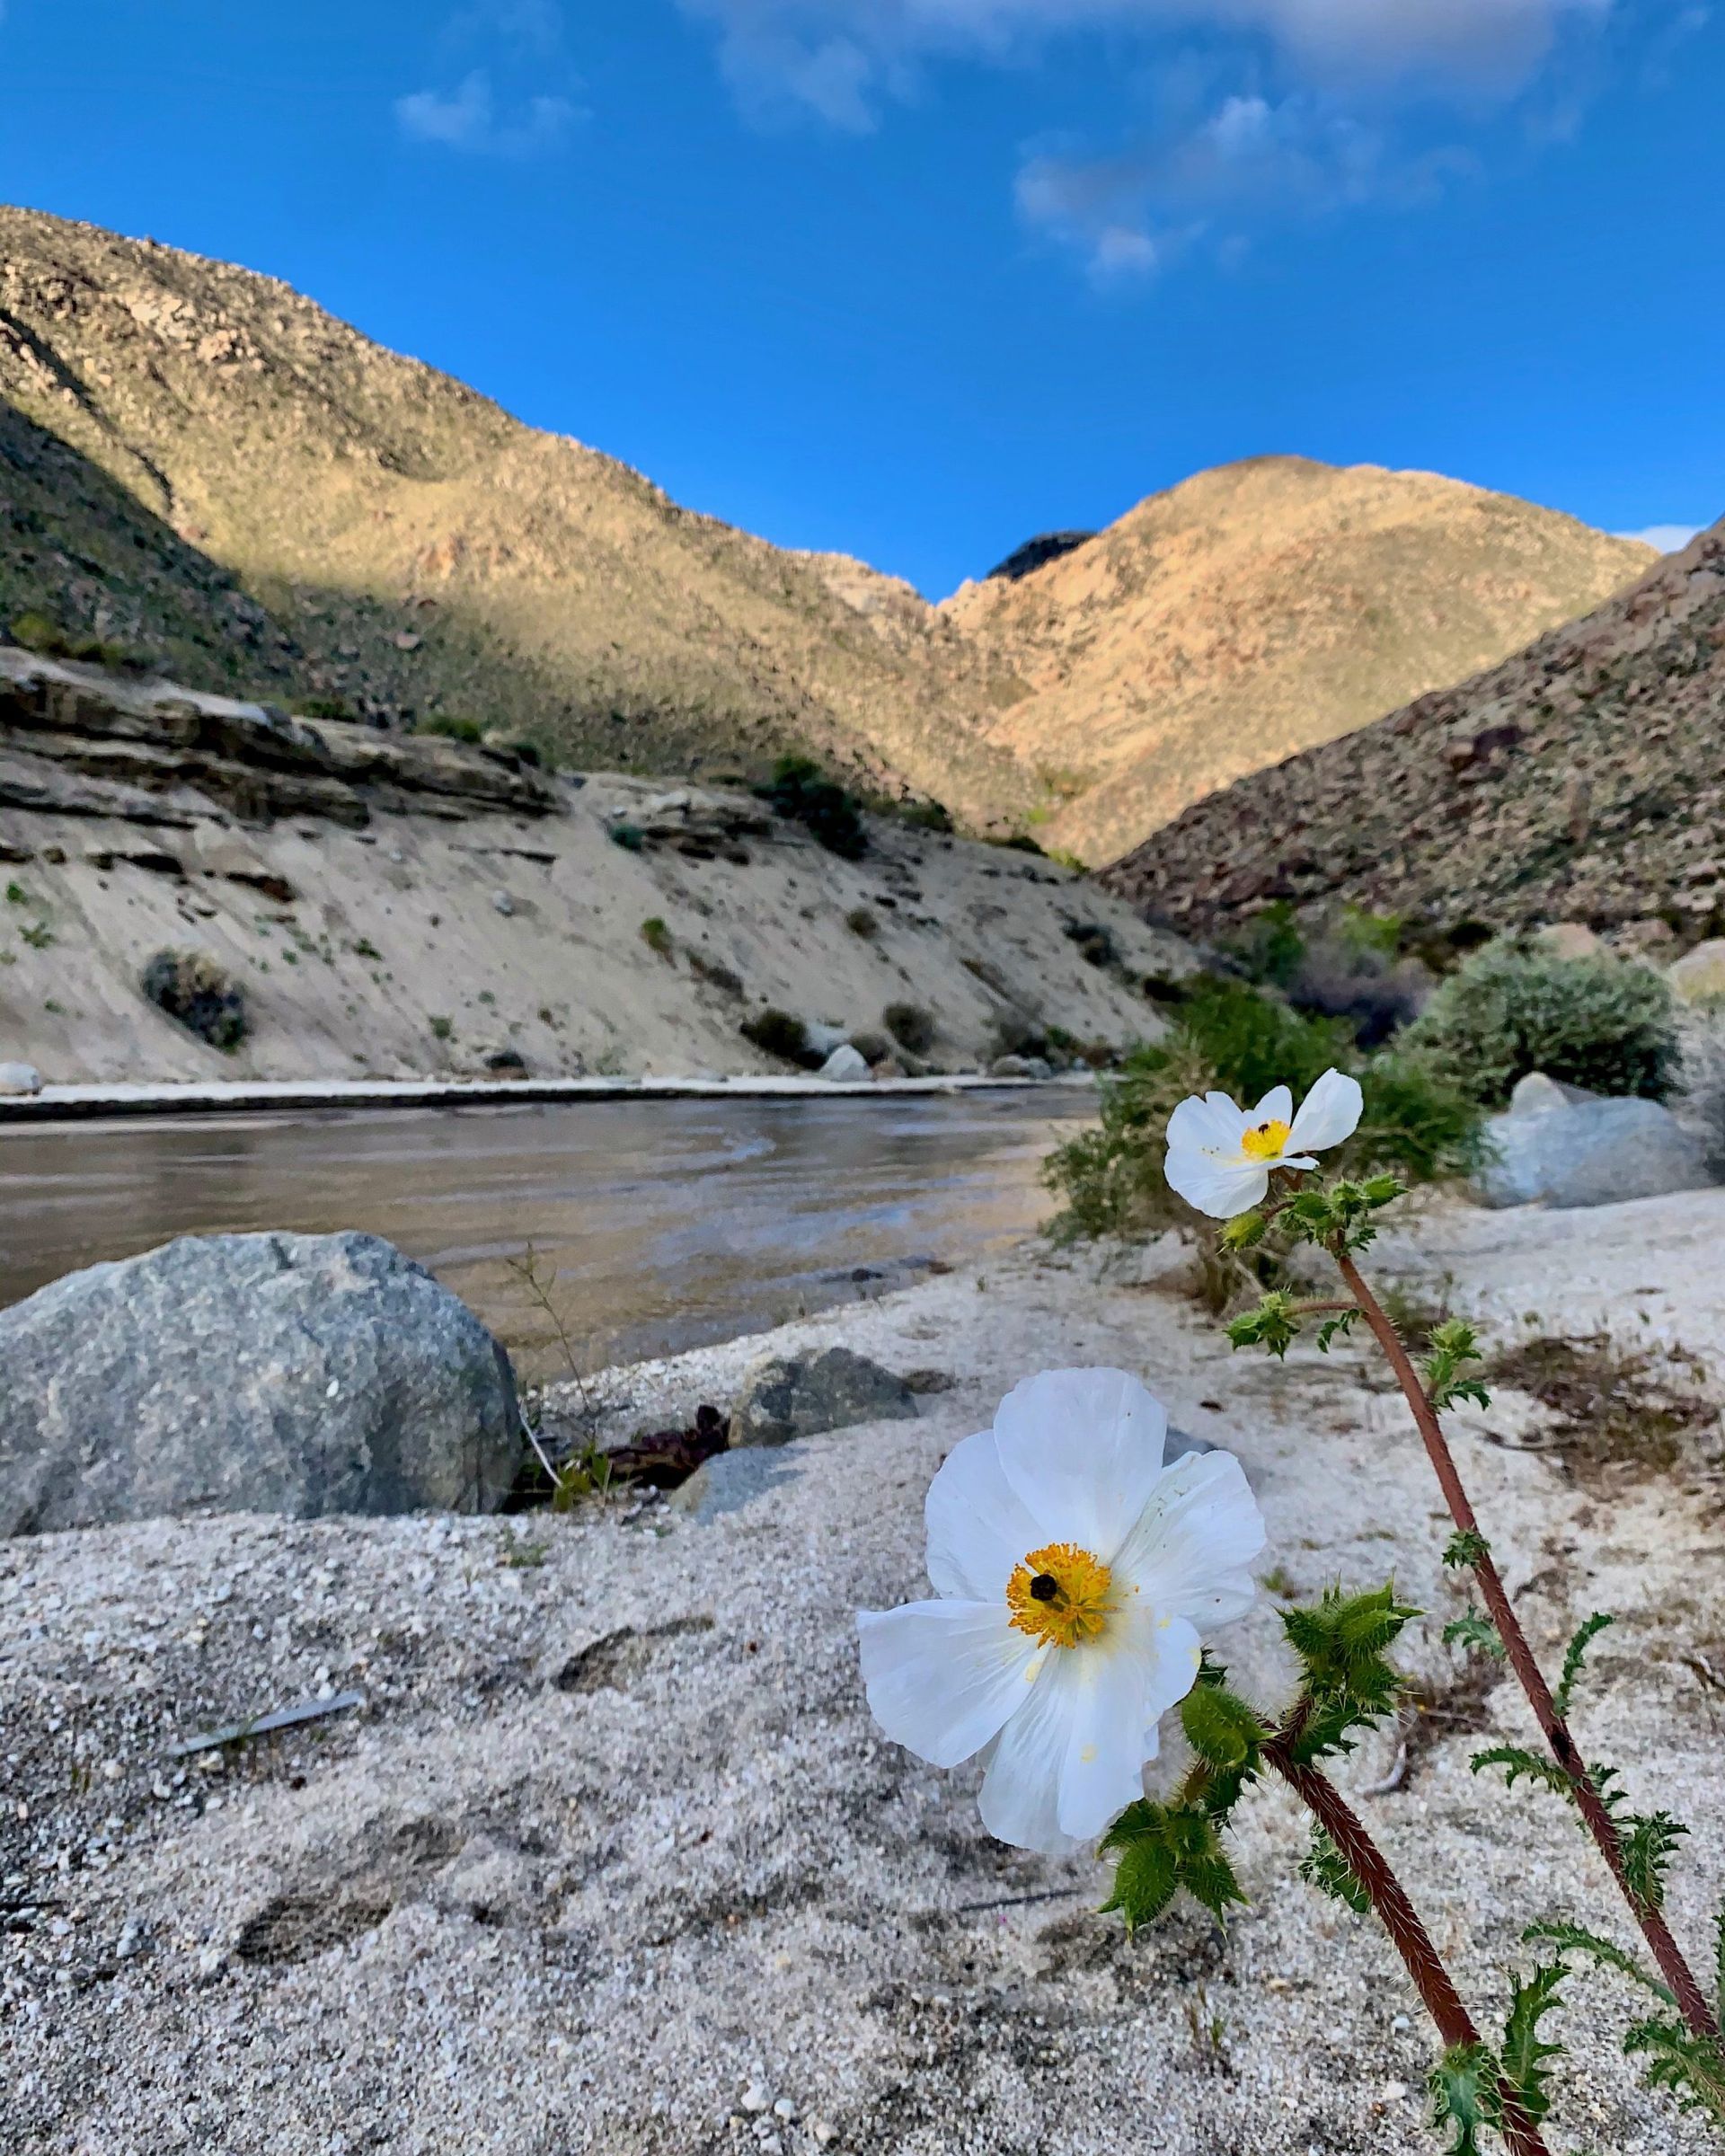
1006 1542 1116 1649
1240 1117 1292 1162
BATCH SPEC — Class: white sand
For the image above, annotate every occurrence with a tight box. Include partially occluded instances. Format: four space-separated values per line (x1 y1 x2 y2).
3 1189 1722 2153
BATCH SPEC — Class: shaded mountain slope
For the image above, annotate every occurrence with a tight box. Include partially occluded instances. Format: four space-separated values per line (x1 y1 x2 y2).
0 206 1032 821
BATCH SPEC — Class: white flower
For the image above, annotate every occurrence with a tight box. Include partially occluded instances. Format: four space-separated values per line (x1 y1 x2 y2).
856 1369 1265 1855
1163 1066 1364 1219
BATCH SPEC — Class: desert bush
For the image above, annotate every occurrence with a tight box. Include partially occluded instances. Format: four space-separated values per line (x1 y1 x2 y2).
640 916 673 959
898 798 953 834
1402 940 1679 1105
740 1007 822 1069
414 713 485 746
755 755 867 860
608 822 646 853
7 610 137 669
847 1029 891 1066
140 950 247 1050
1063 921 1119 968
688 950 744 997
845 906 880 939
989 1010 1048 1061
1674 1002 1725 1175
293 694 358 722
1044 977 1484 1243
1225 903 1429 1047
882 1002 935 1055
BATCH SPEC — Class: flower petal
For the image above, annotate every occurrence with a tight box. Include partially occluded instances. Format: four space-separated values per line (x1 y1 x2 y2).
1287 1067 1364 1154
1251 1083 1294 1128
857 1600 1037 1768
1164 1146 1270 1219
977 1612 1207 1853
991 1368 1167 1561
923 1427 1042 1602
1166 1091 1247 1157
1113 1451 1266 1631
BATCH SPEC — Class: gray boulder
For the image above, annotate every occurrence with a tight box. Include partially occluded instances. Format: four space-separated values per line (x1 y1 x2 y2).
0 1061 43 1095
1474 1072 1713 1210
668 1446 802 1523
730 1345 916 1448
988 1054 1053 1080
0 1231 521 1535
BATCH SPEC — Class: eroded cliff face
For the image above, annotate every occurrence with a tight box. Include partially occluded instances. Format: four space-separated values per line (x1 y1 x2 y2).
1105 519 1725 941
0 651 1190 1085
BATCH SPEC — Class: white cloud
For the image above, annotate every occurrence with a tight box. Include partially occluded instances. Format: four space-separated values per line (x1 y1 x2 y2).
1014 90 1474 278
397 2 585 156
1614 524 1704 552
679 0 1612 130
396 70 579 154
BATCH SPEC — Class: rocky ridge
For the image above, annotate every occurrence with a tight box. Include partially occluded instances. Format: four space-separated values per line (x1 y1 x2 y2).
2 208 1653 862
1106 519 1725 939
943 455 1652 865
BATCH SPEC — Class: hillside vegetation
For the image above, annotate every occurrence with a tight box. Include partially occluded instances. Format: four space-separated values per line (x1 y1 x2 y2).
1 208 1651 862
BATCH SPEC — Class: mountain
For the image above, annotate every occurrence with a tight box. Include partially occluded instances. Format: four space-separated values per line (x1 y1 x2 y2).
942 456 1653 863
0 208 1652 862
1102 519 1725 941
0 206 1033 825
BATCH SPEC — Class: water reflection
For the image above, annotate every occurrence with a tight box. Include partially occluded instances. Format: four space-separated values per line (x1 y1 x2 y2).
0 1093 1090 1379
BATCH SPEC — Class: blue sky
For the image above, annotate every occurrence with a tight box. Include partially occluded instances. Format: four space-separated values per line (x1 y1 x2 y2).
0 0 1719 596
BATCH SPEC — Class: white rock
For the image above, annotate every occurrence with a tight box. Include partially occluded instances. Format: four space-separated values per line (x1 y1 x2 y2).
0 1062 43 1096
491 889 515 916
740 2083 772 2114
818 1044 870 1082
1668 937 1725 1003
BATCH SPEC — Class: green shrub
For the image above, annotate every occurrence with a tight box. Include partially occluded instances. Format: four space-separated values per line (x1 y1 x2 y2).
741 1007 822 1069
848 1029 891 1066
415 713 485 746
294 694 358 722
1043 978 1484 1244
845 906 880 939
140 950 247 1051
755 755 868 860
1402 941 1679 1106
608 822 646 853
640 916 673 959
882 1002 936 1055
899 799 954 835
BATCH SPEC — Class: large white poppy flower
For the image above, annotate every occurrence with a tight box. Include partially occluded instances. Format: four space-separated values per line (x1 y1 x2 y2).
856 1369 1265 1856
1163 1067 1364 1220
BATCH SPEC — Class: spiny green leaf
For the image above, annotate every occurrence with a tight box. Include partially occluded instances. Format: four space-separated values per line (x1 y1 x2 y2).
1315 1307 1361 1353
1422 1319 1492 1413
1101 1801 1247 1932
1297 1825 1371 1915
1225 1291 1301 1359
1622 1812 1689 1915
1472 1745 1572 1799
1180 1683 1264 1773
1623 2017 1725 2126
1442 1529 1491 1571
1429 2043 1496 2156
1554 1612 1615 1719
1499 1962 1568 2126
1444 1610 1507 1661
1100 1803 1180 1934
1282 1583 1418 1763
1523 1920 1673 2006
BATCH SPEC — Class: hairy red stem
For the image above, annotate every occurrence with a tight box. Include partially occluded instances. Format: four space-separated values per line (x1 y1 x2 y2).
1264 1737 1553 2156
1336 1250 1721 2044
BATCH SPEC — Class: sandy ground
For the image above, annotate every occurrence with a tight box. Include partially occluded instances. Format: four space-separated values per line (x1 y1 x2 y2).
3 1191 1723 2155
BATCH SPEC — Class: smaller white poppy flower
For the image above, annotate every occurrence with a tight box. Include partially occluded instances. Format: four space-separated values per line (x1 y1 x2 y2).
856 1369 1265 1856
1163 1066 1364 1220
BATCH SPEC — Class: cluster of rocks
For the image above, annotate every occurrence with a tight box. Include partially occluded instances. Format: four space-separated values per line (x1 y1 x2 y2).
1107 521 1725 941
